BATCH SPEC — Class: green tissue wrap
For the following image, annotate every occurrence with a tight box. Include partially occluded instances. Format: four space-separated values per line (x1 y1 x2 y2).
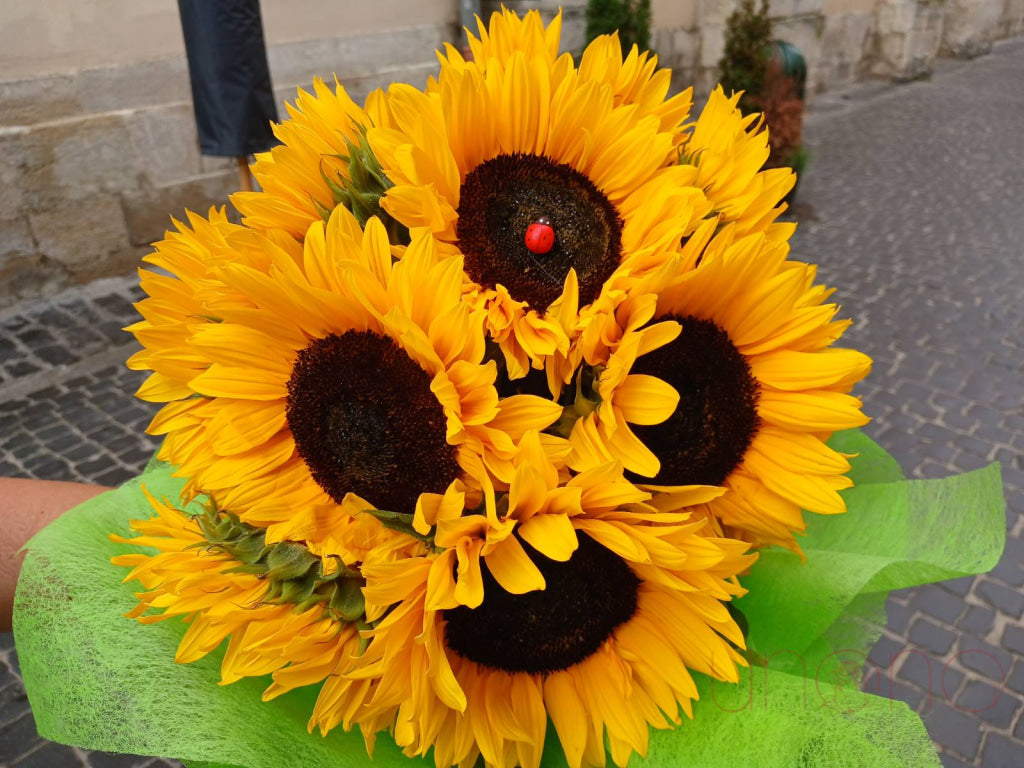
12 430 1006 768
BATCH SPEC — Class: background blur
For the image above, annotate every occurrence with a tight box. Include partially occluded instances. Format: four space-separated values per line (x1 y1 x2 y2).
2 0 1021 308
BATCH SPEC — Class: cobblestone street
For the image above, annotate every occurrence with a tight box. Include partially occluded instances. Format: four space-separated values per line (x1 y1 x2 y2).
2 37 1023 768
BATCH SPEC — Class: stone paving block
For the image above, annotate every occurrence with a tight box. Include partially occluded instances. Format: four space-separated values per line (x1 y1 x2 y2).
979 732 1024 768
0 712 44 763
976 580 1024 619
1007 661 1024 697
923 702 983 760
898 650 963 703
93 293 140 320
940 409 978 432
0 679 27 717
867 672 928 713
918 459 952 479
13 740 85 768
951 450 995 472
4 360 40 377
939 576 975 597
957 605 996 636
1002 625 1024 656
890 679 929 713
956 638 1014 687
909 618 958 656
938 752 973 768
910 584 967 625
868 634 905 673
991 554 1024 588
955 679 1022 729
880 602 917 639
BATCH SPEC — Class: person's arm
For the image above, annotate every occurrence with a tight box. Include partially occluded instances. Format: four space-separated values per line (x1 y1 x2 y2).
0 478 111 632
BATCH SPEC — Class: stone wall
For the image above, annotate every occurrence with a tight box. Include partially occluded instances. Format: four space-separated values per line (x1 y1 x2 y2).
942 0 1005 56
0 3 457 309
650 0 1024 104
818 0 876 88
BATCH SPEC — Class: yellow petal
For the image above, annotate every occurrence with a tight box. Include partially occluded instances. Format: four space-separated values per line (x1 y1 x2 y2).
758 390 869 431
544 673 588 768
518 513 579 562
484 536 546 594
614 374 679 425
749 348 872 391
190 364 288 401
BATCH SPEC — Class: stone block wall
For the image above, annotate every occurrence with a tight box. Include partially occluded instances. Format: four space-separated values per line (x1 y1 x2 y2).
1002 0 1024 36
818 0 876 89
0 18 455 309
649 0 1024 104
942 0 1006 56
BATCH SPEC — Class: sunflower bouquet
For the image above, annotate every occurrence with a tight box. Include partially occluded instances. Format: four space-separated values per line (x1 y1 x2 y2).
13 10 1005 768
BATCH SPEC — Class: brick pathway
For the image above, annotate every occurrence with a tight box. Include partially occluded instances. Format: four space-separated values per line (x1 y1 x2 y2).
2 38 1023 768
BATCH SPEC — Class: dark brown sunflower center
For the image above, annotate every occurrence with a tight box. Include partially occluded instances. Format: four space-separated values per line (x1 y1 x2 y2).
443 533 639 674
285 330 460 513
628 315 760 486
457 153 623 311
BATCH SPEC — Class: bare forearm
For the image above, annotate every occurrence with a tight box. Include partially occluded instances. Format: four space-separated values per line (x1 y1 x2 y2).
0 478 111 632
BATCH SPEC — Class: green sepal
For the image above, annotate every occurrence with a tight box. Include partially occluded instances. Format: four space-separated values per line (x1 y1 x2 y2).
329 578 368 623
364 508 435 547
263 542 320 582
311 197 335 224
191 507 366 624
315 126 410 245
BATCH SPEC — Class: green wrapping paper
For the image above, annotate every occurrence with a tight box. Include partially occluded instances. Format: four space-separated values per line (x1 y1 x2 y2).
13 430 1005 768
739 429 1005 675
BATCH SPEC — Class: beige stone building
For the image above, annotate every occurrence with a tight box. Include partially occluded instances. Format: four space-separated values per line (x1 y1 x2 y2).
648 0 1024 96
1 0 1021 307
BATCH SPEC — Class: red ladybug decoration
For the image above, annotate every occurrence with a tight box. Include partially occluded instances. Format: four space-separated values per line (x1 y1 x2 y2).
525 216 555 255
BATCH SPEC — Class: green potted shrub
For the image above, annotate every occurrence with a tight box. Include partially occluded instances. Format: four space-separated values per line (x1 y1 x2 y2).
584 0 652 54
719 0 808 201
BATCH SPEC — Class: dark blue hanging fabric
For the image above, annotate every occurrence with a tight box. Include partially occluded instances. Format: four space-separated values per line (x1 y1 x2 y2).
178 0 279 157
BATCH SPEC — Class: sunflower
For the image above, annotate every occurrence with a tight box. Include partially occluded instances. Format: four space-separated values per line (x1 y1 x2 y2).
128 206 562 549
570 230 871 552
447 8 693 142
367 11 713 380
115 473 752 768
562 284 689 479
112 490 402 748
213 10 799 385
344 507 754 768
231 78 394 240
678 87 796 248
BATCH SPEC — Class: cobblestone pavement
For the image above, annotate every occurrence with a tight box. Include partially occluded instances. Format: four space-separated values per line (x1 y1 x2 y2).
793 38 1024 767
3 38 1023 768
